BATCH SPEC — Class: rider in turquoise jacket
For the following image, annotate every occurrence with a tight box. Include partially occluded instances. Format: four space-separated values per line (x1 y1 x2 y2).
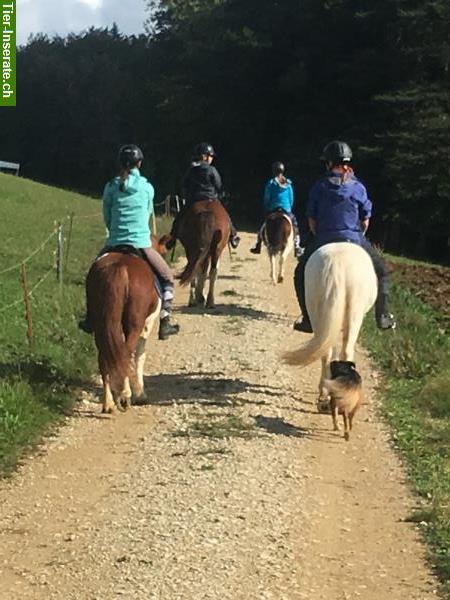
250 162 302 257
79 145 180 340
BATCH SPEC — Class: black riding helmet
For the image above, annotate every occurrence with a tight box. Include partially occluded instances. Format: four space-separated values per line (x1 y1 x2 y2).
119 144 144 168
321 140 353 164
272 161 285 176
195 142 216 158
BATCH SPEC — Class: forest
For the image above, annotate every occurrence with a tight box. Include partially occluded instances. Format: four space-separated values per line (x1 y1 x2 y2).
2 0 449 261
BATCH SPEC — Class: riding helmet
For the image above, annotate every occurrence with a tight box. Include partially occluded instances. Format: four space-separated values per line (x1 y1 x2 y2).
195 142 216 158
321 140 353 164
272 161 285 176
118 144 144 168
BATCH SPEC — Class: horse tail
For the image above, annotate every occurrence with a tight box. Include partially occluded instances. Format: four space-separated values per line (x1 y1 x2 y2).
179 211 215 285
266 215 289 253
95 263 130 380
285 271 345 367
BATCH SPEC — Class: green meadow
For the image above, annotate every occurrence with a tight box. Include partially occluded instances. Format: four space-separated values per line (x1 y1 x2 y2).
362 274 450 592
0 173 176 474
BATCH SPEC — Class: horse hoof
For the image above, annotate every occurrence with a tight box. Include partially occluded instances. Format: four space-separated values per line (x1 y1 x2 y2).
206 301 215 309
133 392 147 405
277 276 284 283
102 405 115 414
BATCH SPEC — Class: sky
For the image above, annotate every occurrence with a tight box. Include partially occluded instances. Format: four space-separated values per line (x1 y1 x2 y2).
18 0 149 45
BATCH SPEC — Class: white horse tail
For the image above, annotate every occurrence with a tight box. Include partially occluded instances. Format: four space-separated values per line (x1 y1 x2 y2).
285 282 345 366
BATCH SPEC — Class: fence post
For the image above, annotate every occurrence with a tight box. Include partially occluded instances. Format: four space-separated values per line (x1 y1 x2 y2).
64 213 74 271
175 195 180 213
151 211 157 235
21 263 33 345
56 222 64 289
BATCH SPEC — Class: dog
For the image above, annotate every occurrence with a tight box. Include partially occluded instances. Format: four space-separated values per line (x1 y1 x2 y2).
323 360 363 441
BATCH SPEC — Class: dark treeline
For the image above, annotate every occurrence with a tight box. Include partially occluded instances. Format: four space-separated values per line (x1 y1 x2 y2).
2 0 449 261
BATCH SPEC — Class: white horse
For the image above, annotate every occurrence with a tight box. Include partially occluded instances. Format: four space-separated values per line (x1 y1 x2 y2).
286 243 377 434
262 211 294 284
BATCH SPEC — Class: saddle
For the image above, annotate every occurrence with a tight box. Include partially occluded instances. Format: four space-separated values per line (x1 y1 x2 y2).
265 209 292 230
101 244 147 261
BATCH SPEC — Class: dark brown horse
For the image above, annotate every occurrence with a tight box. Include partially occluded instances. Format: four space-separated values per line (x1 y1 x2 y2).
86 252 161 413
262 211 293 284
163 200 230 308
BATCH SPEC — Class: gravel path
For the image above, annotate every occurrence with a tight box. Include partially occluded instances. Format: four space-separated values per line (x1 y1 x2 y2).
0 233 439 599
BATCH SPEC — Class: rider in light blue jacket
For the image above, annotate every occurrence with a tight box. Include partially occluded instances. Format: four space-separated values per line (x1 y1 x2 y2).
250 162 302 257
79 145 179 340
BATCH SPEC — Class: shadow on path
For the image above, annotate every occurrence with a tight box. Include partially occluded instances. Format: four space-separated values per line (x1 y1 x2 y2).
139 371 283 407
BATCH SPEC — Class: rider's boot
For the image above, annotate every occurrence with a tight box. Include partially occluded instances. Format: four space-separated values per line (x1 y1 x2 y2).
78 314 93 334
250 239 262 254
158 285 180 340
293 256 313 333
375 293 396 330
294 235 303 258
293 316 313 333
229 223 241 249
159 316 180 340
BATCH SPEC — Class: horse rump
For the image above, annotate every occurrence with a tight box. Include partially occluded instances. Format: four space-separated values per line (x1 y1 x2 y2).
265 212 291 254
87 258 131 383
179 210 217 285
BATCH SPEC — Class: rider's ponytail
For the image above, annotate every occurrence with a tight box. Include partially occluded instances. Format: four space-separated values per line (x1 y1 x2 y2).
119 166 132 192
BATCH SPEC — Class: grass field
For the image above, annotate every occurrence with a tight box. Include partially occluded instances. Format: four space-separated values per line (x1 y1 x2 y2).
362 273 450 593
0 174 174 474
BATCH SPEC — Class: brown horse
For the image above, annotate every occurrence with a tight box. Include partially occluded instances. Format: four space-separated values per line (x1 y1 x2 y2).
86 252 161 413
262 211 293 284
165 200 230 308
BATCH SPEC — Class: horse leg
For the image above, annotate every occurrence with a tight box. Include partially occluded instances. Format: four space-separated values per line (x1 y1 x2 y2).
277 252 285 283
195 262 208 306
317 351 332 413
270 253 277 285
131 307 160 402
340 314 364 363
101 373 115 414
206 259 219 309
189 279 197 306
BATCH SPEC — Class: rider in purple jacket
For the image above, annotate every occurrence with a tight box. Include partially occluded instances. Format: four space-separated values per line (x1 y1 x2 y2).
293 140 396 333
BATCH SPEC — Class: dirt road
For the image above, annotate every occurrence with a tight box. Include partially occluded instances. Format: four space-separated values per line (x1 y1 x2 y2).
0 233 439 599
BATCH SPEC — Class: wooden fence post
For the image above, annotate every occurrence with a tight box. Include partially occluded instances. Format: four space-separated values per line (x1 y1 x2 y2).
175 195 180 213
152 211 157 235
21 263 33 345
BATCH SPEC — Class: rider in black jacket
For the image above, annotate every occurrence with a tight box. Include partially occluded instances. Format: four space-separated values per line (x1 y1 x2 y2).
166 143 240 248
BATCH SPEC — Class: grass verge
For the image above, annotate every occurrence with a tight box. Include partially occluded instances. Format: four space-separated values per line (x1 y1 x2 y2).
0 174 175 476
362 283 450 594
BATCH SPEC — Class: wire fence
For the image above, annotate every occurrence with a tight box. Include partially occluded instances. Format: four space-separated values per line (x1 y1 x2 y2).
0 199 182 343
0 210 104 343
